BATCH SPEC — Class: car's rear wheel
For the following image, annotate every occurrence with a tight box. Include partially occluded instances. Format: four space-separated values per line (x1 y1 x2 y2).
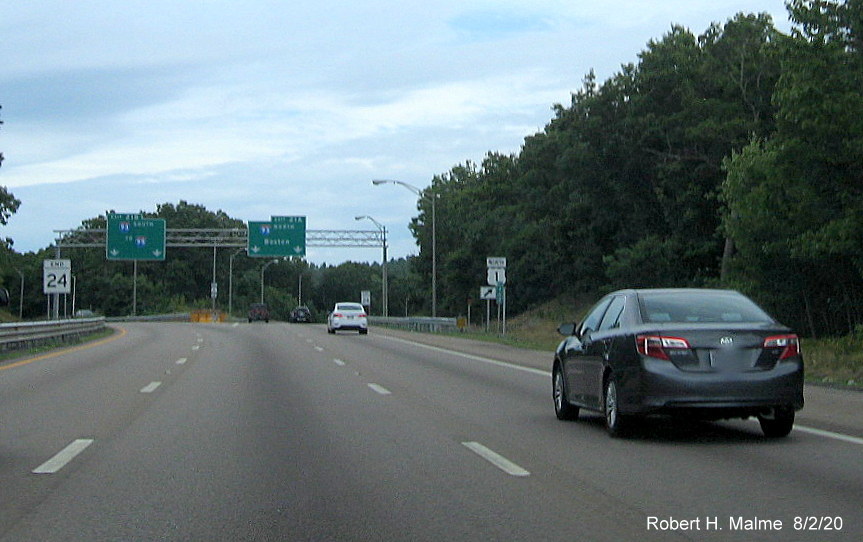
758 407 795 438
359 329 368 335
604 376 630 437
553 365 579 421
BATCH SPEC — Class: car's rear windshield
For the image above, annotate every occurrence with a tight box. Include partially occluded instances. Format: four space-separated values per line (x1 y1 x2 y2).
337 303 364 311
638 291 773 324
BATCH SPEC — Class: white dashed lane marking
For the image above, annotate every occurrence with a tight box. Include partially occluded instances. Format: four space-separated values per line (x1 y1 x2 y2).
140 382 162 394
462 442 530 477
367 383 392 396
33 439 94 474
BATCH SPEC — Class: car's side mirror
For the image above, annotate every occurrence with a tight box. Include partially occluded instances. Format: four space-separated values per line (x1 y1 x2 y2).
557 323 576 336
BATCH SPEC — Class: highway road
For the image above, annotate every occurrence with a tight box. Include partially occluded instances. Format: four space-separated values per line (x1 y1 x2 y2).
1 322 861 541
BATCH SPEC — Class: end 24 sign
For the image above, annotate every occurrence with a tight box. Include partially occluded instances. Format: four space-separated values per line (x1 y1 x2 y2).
106 213 166 261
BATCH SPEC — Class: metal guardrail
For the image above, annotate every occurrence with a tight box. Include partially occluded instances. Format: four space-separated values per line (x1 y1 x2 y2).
0 317 107 351
369 316 459 333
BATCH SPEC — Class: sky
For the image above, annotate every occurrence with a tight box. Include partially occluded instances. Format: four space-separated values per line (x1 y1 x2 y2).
0 0 792 265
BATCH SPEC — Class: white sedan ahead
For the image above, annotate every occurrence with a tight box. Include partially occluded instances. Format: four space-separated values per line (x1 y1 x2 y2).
327 302 368 334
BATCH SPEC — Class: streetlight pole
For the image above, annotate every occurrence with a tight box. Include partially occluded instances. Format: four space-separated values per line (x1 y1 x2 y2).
229 248 245 317
260 259 279 304
355 215 388 317
15 269 24 320
372 179 436 317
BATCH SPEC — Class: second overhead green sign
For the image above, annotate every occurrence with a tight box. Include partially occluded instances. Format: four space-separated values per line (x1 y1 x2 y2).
247 216 306 258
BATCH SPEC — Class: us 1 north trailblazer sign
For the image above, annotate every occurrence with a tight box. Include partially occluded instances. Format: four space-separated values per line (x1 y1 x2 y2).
106 213 166 261
247 216 306 257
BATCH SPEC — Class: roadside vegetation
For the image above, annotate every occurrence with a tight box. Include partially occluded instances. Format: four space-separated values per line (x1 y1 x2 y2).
803 332 863 389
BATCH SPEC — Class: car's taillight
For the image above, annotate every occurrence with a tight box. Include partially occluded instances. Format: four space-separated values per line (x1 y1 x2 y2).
359 313 367 318
764 334 800 359
333 313 343 318
636 335 691 360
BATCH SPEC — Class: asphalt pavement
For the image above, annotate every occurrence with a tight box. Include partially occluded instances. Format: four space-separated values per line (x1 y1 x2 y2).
0 322 860 541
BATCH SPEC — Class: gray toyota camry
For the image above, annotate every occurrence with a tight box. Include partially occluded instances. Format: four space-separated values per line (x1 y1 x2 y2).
552 288 804 438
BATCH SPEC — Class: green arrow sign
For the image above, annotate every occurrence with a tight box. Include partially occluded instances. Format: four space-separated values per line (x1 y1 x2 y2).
106 213 166 261
247 216 306 257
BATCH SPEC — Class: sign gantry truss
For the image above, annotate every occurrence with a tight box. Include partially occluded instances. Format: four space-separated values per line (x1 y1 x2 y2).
53 228 384 250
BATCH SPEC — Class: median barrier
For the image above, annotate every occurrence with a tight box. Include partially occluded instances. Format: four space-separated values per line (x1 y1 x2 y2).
190 310 227 323
0 317 106 351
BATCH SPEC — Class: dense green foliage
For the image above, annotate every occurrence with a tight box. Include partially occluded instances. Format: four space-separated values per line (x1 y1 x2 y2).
406 1 861 336
723 0 863 336
0 105 22 250
1 1 861 337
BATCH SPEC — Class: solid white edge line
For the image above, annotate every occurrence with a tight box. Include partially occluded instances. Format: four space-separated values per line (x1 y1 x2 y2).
794 425 863 446
377 335 550 377
140 381 162 393
176 358 188 365
33 439 94 474
380 335 863 447
462 441 530 477
368 383 392 395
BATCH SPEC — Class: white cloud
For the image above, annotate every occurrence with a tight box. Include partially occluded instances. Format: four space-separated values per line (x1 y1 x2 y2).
1 0 792 258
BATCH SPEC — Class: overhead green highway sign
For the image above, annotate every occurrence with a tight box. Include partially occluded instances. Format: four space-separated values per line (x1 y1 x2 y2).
247 216 306 257
106 213 166 261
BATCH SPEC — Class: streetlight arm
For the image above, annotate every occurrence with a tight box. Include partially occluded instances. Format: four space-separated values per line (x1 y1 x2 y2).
372 178 437 317
355 215 384 231
372 179 421 196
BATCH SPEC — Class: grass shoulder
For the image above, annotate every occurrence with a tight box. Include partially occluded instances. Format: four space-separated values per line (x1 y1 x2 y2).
803 332 863 389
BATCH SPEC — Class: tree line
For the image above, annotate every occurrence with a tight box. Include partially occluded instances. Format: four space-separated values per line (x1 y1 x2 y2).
0 202 427 321
1 1 861 336
407 0 862 337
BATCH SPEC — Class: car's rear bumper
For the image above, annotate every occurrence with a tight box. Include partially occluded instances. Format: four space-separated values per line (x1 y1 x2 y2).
329 320 368 331
618 358 804 418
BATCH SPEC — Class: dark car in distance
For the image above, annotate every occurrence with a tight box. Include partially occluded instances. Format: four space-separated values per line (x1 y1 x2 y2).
553 289 804 438
289 306 312 323
248 303 270 323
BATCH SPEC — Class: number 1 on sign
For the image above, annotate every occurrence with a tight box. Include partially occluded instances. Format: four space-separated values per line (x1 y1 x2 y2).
487 267 506 286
